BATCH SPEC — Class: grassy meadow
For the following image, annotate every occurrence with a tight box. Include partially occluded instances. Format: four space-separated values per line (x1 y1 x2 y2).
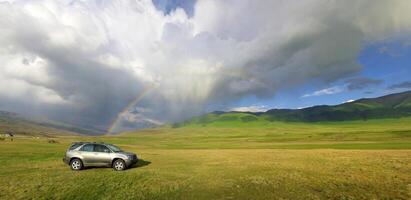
1 118 411 199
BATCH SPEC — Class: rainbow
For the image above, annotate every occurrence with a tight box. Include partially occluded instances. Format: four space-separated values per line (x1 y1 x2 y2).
107 84 156 133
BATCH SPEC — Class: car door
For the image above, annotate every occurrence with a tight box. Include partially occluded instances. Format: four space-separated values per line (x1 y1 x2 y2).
79 144 96 165
93 144 113 166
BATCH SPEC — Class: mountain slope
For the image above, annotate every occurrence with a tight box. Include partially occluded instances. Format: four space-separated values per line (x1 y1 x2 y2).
265 90 411 122
0 111 101 136
176 90 411 127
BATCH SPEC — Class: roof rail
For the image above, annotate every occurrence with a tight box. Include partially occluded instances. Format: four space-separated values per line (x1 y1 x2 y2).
72 141 106 144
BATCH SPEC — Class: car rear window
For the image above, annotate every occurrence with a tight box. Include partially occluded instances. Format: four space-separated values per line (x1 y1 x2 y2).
69 143 83 150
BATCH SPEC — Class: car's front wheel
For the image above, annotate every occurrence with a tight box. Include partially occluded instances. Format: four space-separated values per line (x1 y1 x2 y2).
70 158 83 170
113 159 126 171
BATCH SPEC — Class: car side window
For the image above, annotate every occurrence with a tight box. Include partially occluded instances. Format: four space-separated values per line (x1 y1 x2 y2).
94 144 111 153
79 144 94 152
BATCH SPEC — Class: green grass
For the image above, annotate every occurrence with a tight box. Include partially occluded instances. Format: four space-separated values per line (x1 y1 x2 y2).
1 118 411 199
119 117 411 149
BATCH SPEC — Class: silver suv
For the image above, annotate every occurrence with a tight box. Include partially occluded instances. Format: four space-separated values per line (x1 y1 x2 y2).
63 142 138 171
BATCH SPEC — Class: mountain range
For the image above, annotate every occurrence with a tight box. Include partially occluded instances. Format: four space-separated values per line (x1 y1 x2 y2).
1 90 411 135
175 90 411 127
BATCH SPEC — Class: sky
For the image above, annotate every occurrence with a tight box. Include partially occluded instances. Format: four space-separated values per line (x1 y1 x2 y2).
0 0 411 133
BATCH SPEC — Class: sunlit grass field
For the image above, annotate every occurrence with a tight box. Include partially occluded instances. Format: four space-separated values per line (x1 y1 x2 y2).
1 118 411 199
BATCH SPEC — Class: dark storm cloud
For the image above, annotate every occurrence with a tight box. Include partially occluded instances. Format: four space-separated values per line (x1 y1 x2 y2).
0 0 147 130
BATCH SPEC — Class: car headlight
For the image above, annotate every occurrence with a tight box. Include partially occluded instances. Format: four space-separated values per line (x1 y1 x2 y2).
127 155 134 160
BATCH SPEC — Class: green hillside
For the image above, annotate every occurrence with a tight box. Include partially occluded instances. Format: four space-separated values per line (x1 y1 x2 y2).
176 91 411 127
0 111 98 137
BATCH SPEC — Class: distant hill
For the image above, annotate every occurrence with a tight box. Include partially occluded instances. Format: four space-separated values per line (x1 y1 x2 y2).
0 111 102 137
175 90 411 127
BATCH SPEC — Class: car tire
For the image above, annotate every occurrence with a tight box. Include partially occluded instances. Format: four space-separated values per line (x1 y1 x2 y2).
113 159 126 171
70 158 83 171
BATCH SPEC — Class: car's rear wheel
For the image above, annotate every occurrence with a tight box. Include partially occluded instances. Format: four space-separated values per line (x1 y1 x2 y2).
113 159 126 171
70 158 83 170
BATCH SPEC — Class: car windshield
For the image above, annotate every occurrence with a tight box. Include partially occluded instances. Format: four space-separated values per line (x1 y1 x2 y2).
106 144 123 152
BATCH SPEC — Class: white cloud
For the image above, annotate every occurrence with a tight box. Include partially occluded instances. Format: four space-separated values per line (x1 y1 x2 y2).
0 0 411 132
302 86 345 98
344 99 355 103
229 105 268 112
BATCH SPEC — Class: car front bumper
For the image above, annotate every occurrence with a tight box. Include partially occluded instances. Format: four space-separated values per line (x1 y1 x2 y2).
125 157 138 167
